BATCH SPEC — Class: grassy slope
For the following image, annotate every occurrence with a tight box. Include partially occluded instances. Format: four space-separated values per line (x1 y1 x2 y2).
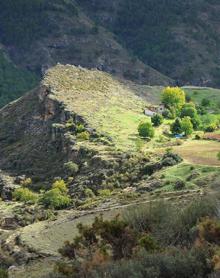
44 65 150 150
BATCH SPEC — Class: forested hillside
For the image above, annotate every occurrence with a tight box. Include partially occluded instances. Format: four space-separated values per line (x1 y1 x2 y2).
79 0 220 86
1 0 220 107
0 0 171 108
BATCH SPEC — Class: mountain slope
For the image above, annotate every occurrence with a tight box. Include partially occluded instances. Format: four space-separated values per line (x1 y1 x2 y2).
0 64 162 180
78 0 220 87
0 0 171 90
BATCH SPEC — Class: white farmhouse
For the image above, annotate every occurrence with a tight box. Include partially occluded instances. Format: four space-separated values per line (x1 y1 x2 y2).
144 104 165 117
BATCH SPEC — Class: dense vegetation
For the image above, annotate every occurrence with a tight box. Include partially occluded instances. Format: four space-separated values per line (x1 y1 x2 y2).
49 197 220 278
114 0 220 83
0 0 78 47
0 51 38 107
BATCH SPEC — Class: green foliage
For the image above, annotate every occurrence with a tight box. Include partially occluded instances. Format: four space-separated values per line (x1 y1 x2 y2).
20 177 32 187
0 0 78 47
64 161 79 176
170 117 182 135
98 189 111 197
205 123 217 132
201 98 211 107
138 121 154 138
13 188 38 203
217 151 220 161
52 180 68 194
138 234 158 251
76 131 90 140
40 180 71 209
151 113 163 127
76 124 85 133
93 248 212 278
84 188 95 198
180 103 197 118
191 115 201 130
0 51 38 108
55 197 217 277
40 188 71 209
161 87 185 111
181 117 193 136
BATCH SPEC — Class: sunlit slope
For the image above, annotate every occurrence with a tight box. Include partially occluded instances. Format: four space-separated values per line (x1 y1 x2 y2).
44 64 151 149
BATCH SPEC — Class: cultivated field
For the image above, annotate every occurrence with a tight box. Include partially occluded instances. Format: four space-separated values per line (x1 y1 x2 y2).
172 140 220 166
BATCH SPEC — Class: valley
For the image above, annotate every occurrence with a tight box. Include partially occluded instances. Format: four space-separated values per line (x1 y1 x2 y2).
0 64 216 277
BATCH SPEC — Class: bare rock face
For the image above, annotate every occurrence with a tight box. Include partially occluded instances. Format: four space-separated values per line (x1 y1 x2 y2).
0 171 20 201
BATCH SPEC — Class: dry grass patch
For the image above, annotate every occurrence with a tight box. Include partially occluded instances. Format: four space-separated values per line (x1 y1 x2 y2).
172 140 220 166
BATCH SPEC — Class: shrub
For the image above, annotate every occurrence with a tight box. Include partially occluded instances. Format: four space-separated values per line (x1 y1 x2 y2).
201 98 211 107
76 124 85 133
174 180 185 190
93 248 213 278
161 151 183 167
52 180 68 194
204 123 217 132
191 115 201 130
138 121 154 138
98 189 111 197
20 177 32 187
181 117 193 136
170 118 182 135
65 118 75 129
40 188 71 209
180 103 197 118
13 188 38 203
151 114 163 127
84 188 95 198
77 131 90 140
64 161 79 175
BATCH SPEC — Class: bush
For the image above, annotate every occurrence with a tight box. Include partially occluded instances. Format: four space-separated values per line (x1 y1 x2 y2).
93 248 213 278
77 131 90 140
13 188 38 203
64 161 79 175
40 188 71 209
174 180 185 190
180 103 197 118
151 114 163 127
20 177 32 187
52 180 68 194
201 98 211 107
138 122 154 138
84 188 95 198
204 123 217 132
161 151 183 167
76 124 85 133
171 118 182 135
98 189 112 197
181 117 193 136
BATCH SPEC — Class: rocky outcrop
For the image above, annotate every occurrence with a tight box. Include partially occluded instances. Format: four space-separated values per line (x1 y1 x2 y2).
0 171 20 201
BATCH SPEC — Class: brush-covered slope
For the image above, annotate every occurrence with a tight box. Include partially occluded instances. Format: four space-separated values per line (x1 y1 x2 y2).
0 64 158 179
